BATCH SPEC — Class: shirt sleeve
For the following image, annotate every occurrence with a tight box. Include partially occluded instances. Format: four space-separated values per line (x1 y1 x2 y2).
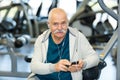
78 32 100 69
30 35 56 75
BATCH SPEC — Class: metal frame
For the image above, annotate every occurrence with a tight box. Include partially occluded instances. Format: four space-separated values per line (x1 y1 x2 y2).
99 29 117 60
117 0 120 79
98 0 119 80
0 34 30 78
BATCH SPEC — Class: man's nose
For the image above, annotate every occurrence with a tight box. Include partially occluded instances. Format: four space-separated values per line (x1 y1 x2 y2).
57 24 62 30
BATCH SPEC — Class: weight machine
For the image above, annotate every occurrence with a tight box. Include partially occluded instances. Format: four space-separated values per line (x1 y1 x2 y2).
98 0 120 80
0 0 39 37
0 0 36 78
0 33 30 77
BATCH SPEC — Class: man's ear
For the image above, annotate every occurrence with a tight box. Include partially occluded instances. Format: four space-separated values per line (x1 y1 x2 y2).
48 25 50 28
47 22 50 28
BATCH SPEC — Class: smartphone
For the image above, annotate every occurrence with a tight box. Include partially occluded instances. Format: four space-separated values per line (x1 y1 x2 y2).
65 61 79 67
71 61 79 65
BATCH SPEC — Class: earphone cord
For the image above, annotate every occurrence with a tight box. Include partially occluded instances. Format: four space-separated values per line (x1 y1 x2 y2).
57 37 65 80
57 41 64 80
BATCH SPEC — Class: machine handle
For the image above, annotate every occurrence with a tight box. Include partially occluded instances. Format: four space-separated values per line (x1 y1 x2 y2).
98 0 118 21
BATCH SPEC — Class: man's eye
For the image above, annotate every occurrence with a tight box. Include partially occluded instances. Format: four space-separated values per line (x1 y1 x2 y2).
53 23 58 26
62 22 66 25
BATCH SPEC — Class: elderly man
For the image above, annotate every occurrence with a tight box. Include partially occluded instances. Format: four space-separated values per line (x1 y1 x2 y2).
28 8 99 80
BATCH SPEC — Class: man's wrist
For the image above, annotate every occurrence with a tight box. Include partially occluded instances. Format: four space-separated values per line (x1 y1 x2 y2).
82 61 87 69
49 63 56 72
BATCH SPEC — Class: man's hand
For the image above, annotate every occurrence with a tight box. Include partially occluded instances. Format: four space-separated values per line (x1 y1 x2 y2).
68 60 84 72
55 59 71 72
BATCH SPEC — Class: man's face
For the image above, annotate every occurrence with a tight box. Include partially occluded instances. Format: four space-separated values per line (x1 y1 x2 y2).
48 13 68 39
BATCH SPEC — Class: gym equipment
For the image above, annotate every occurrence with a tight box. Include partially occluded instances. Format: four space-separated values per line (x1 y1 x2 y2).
79 5 96 27
0 1 35 77
70 1 117 45
0 33 30 77
83 59 106 80
103 15 114 33
98 0 120 80
14 34 31 48
0 1 39 37
0 18 16 32
35 0 58 34
82 12 118 80
69 0 90 26
95 14 106 35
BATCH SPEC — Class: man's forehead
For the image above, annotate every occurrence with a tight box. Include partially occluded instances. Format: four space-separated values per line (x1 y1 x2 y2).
51 19 67 23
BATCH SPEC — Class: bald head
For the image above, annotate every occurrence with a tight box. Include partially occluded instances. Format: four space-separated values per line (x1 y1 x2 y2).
48 8 68 22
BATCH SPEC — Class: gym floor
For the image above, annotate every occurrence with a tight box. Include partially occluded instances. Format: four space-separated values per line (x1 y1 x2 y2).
0 44 116 80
